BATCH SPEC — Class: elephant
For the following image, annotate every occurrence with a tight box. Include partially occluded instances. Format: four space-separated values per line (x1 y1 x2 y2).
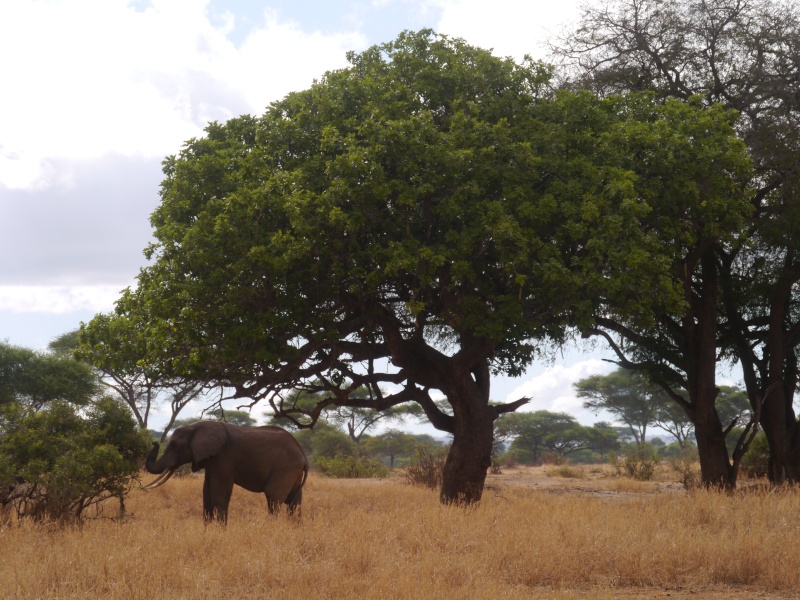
144 421 308 523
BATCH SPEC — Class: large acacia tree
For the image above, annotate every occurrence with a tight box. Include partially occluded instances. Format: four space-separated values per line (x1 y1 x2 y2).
127 31 749 503
553 0 800 485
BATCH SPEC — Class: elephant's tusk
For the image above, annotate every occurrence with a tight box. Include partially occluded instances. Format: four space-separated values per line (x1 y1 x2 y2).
143 469 175 490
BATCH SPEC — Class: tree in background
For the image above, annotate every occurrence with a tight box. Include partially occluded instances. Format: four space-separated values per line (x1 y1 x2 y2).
0 341 98 409
575 369 664 445
206 408 257 427
651 396 695 450
554 0 800 485
586 422 622 459
74 312 207 441
496 411 599 464
363 429 418 467
266 385 416 443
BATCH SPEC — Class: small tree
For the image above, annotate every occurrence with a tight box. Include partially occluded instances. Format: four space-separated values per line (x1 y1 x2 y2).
0 397 150 522
364 429 418 467
575 369 665 445
496 411 593 464
0 341 98 409
585 421 621 459
75 313 207 442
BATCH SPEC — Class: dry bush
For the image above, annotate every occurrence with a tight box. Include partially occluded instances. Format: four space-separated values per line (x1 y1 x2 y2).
404 446 446 489
2 472 800 598
545 465 586 479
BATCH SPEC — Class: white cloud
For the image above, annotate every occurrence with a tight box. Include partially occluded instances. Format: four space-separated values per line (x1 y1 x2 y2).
0 285 125 314
0 1 367 190
504 359 614 419
432 0 581 61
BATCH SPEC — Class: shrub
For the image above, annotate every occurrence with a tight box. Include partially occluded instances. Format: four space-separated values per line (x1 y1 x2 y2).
668 449 701 490
546 465 586 479
0 397 151 523
315 454 389 478
404 446 447 490
608 443 661 481
740 432 770 478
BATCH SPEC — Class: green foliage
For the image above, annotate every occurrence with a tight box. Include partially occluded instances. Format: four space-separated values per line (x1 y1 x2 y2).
0 397 151 522
575 369 666 444
314 454 389 479
75 314 205 438
363 429 419 467
206 408 257 427
0 341 99 409
310 428 359 462
123 30 747 415
496 411 603 464
291 421 359 465
739 432 770 479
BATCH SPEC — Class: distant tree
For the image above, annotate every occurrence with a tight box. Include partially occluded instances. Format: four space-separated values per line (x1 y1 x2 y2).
269 383 417 443
716 386 751 431
585 421 621 459
290 420 359 465
206 408 257 427
575 369 666 444
652 397 695 449
364 429 418 467
496 411 593 463
0 341 98 409
74 313 207 441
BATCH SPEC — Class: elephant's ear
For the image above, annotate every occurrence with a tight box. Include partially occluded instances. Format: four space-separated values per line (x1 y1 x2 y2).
190 421 228 464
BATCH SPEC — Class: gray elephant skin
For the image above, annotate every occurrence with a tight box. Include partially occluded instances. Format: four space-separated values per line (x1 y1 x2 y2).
144 421 308 523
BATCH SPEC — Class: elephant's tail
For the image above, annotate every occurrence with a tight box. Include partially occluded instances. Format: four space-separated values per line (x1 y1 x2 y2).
286 461 309 508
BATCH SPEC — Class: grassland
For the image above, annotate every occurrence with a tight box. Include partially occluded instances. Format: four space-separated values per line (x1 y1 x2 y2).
2 466 799 599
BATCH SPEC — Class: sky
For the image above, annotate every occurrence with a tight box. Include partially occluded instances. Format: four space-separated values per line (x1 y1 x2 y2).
0 0 647 428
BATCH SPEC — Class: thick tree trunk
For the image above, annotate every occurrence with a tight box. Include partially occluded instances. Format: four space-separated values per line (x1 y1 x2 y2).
760 385 800 483
693 403 736 488
379 328 511 505
687 251 736 488
440 401 495 504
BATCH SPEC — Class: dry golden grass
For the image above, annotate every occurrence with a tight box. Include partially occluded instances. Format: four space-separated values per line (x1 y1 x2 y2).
2 469 800 599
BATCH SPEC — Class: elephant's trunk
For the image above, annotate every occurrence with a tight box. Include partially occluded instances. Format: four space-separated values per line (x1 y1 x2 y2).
143 442 176 490
145 442 164 474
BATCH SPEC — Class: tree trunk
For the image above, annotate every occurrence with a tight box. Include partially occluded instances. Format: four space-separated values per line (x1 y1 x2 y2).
760 384 800 483
686 251 736 488
693 405 736 488
439 395 495 505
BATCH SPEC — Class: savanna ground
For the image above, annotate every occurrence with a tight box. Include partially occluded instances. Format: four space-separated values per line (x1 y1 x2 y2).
2 465 799 599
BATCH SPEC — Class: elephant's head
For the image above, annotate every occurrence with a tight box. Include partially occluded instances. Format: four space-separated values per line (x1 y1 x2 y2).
144 421 229 489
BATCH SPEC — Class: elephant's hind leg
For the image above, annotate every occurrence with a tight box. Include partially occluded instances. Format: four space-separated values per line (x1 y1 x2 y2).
286 487 302 517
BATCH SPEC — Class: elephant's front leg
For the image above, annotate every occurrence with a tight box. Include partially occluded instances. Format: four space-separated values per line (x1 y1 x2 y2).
202 471 233 524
